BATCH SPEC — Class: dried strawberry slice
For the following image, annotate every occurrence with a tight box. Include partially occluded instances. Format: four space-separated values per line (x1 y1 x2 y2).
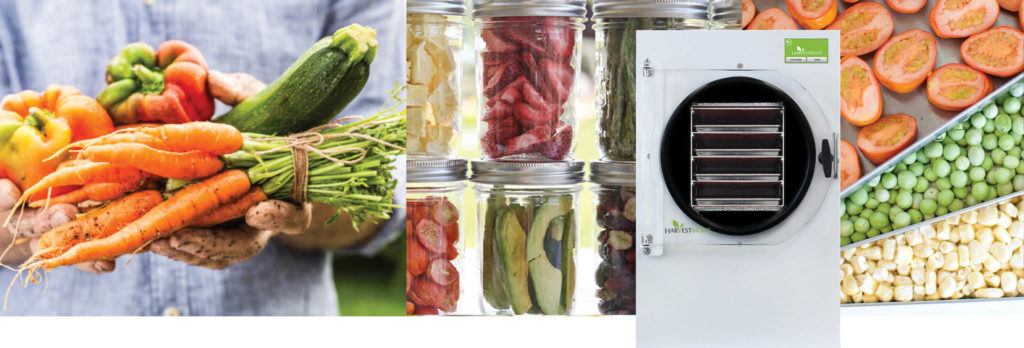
413 277 447 307
505 125 552 155
485 117 519 145
416 219 447 255
540 125 573 160
481 133 504 158
514 102 554 130
413 306 439 315
444 281 460 301
481 28 520 53
541 59 574 104
446 242 459 260
408 285 426 306
482 64 506 98
483 101 513 122
521 82 550 112
406 301 415 315
501 26 545 53
427 259 459 286
544 17 575 60
483 52 519 64
407 236 430 276
432 199 459 226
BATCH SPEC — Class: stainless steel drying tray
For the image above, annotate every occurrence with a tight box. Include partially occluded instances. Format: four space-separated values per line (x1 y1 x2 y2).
842 296 1024 307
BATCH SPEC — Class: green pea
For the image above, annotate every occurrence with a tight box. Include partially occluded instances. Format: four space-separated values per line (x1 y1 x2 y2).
913 178 929 193
967 195 979 207
1004 155 1020 170
867 229 880 238
982 156 994 171
893 212 912 228
983 134 998 150
998 182 1014 196
850 189 869 205
965 128 983 145
874 188 891 203
969 167 986 182
973 182 990 200
996 113 1014 132
916 150 929 163
993 148 1007 166
854 218 870 233
1005 97 1022 114
865 198 879 209
851 232 867 243
950 199 965 211
951 171 969 188
841 236 852 246
1011 83 1024 97
995 167 1013 184
949 127 967 141
1017 162 1024 175
889 206 904 221
1015 175 1024 191
937 189 955 205
877 202 891 215
909 162 925 176
902 155 917 165
869 211 889 228
936 177 953 190
986 187 997 201
985 104 1000 118
896 191 914 209
920 198 937 215
924 187 939 200
896 163 908 172
955 156 972 171
943 143 961 161
973 112 989 128
909 209 923 224
880 226 892 233
925 142 944 158
860 209 874 219
937 206 949 216
847 201 864 215
1009 147 1021 158
1015 116 1024 136
867 175 881 187
1000 134 1016 151
933 158 952 177
923 167 938 182
898 171 918 190
967 146 985 166
881 173 898 189
912 193 923 209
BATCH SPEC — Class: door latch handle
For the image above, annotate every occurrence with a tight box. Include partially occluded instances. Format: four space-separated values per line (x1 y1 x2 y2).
642 234 653 255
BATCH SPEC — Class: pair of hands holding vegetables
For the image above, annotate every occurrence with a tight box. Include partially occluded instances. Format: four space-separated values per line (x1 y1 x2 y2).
0 71 322 272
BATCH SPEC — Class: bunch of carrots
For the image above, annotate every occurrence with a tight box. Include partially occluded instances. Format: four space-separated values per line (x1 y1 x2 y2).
3 94 406 276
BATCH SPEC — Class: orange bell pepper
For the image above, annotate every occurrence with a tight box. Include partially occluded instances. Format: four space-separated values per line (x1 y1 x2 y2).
2 84 115 142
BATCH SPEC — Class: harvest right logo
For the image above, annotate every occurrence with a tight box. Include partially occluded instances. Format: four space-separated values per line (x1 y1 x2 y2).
665 220 709 234
785 38 828 64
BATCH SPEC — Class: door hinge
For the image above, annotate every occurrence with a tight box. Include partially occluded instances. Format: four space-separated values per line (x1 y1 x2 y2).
643 58 654 77
642 234 653 255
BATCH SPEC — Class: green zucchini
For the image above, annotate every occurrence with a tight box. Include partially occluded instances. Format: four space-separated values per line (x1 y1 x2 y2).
216 24 377 135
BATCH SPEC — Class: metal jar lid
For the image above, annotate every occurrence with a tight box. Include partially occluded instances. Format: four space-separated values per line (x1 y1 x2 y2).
709 0 742 22
408 0 467 16
473 0 588 18
471 160 585 185
408 158 469 183
593 0 708 18
589 160 636 186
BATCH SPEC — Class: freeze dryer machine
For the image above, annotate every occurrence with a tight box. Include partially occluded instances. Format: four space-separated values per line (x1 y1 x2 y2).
635 30 840 347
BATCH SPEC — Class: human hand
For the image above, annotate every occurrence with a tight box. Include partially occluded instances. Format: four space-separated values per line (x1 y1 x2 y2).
207 70 266 106
0 179 112 273
150 200 312 269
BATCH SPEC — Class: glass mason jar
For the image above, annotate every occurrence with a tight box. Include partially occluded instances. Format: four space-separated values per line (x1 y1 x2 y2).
407 0 466 159
471 160 585 315
708 0 743 29
472 0 587 161
589 161 636 315
407 159 469 315
593 0 711 162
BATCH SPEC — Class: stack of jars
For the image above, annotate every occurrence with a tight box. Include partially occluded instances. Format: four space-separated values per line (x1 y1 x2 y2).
471 0 588 315
406 0 469 316
588 0 741 315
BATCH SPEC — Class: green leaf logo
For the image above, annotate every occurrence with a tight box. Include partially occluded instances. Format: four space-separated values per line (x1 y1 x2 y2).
672 220 679 229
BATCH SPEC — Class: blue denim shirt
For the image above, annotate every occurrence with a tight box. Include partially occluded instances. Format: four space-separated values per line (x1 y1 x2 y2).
0 0 405 315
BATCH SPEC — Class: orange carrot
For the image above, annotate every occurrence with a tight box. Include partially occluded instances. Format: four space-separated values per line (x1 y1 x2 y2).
80 143 224 180
72 122 243 155
28 181 142 208
4 161 145 226
35 190 163 259
36 169 251 269
187 187 267 228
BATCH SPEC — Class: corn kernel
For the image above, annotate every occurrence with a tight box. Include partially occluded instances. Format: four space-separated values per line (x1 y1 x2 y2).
978 205 999 226
975 288 1005 298
969 240 987 265
942 251 960 271
894 285 914 302
853 256 870 274
1001 272 1017 293
861 276 879 295
939 277 957 298
990 242 1013 264
994 227 1012 244
842 274 859 296
985 272 1001 288
968 271 985 289
876 284 893 302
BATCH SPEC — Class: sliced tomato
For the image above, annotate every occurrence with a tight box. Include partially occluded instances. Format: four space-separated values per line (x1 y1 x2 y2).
927 63 993 111
416 219 447 255
873 29 937 93
844 0 860 2
960 26 1024 77
827 1 894 57
998 0 1020 11
841 56 883 126
742 0 756 28
748 8 800 30
427 259 459 286
840 140 861 191
885 0 927 13
857 114 918 165
930 0 999 38
787 0 837 29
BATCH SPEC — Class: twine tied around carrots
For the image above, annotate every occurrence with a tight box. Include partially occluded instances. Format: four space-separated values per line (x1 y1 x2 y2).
248 116 407 203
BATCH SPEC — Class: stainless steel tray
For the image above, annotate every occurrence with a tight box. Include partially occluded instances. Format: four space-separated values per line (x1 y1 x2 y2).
842 296 1024 307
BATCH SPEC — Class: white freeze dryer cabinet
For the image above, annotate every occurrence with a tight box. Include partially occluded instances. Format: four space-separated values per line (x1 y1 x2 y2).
635 30 840 347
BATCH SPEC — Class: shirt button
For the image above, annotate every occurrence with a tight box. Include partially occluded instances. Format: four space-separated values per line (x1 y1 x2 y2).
162 307 181 316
